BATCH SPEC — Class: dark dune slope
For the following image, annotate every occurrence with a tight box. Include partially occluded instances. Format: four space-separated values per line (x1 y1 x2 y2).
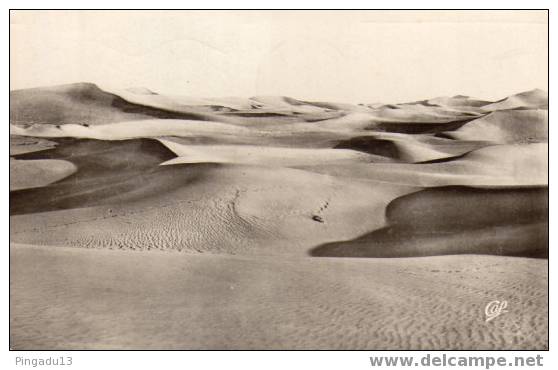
9 138 189 215
9 135 58 155
311 186 548 258
373 117 477 134
334 137 400 158
333 135 487 162
10 163 216 216
10 83 221 126
12 138 176 176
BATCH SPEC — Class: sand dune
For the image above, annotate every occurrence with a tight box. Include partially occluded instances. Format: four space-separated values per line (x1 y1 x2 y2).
333 133 487 163
115 89 347 114
10 138 410 254
161 130 352 150
10 158 77 191
11 161 413 254
367 103 479 122
312 186 548 258
10 118 252 140
105 86 258 115
427 95 492 108
9 85 548 350
12 137 176 177
248 96 378 113
248 96 332 114
270 110 475 135
300 143 547 187
108 88 355 122
159 140 379 167
10 83 226 127
9 135 57 155
10 138 178 214
482 89 548 111
445 109 548 143
315 107 479 135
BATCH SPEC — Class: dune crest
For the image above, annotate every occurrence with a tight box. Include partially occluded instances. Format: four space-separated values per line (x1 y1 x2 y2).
482 89 548 111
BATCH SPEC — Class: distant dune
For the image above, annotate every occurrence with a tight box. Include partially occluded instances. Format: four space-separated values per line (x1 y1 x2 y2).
10 83 230 127
9 84 548 350
10 118 253 140
299 143 547 187
426 95 492 108
333 134 487 163
446 109 548 143
481 89 548 111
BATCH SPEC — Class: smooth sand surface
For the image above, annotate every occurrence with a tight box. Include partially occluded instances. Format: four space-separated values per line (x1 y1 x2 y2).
10 83 548 349
10 243 548 350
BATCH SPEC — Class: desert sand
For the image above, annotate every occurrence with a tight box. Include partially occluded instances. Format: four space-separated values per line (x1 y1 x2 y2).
10 83 548 349
10 243 547 350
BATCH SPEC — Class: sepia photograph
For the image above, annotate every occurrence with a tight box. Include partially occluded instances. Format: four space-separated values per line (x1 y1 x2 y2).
9 9 548 352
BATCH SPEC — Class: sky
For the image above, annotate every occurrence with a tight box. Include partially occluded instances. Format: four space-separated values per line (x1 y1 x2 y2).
10 10 548 103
